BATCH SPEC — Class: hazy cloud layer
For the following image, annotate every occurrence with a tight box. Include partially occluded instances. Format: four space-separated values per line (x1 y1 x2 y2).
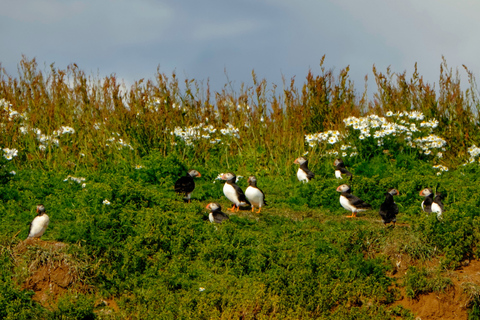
1 0 478 94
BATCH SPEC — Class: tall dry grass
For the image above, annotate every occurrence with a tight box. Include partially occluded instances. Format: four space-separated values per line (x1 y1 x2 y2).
1 56 479 171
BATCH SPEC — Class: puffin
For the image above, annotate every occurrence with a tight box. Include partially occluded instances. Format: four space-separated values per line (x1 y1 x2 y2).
420 188 443 220
221 172 250 212
336 184 372 218
174 169 201 202
294 156 314 182
419 188 434 213
206 202 229 224
334 158 353 180
245 176 267 213
28 205 50 239
379 188 399 226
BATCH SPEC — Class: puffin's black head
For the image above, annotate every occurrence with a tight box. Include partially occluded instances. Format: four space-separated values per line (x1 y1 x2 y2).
387 188 399 196
333 159 344 167
188 170 201 178
206 202 221 212
294 157 307 165
221 172 236 183
419 188 433 197
336 184 351 193
36 205 46 215
247 176 257 186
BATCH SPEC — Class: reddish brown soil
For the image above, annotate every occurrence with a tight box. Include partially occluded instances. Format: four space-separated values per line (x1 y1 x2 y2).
392 260 480 320
14 239 81 305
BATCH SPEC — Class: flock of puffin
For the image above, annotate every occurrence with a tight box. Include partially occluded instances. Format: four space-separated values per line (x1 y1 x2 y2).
25 157 444 240
173 156 444 226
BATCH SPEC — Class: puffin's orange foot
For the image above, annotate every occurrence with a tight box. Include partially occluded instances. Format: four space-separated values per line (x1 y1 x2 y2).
227 205 236 212
256 209 261 214
251 207 255 213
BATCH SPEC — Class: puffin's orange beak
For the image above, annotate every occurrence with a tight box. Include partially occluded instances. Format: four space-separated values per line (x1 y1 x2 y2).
205 203 210 209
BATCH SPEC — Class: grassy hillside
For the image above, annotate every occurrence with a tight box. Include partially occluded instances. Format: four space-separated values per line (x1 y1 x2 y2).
1 57 480 319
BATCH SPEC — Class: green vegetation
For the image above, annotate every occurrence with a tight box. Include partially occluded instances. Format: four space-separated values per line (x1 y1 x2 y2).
1 57 480 318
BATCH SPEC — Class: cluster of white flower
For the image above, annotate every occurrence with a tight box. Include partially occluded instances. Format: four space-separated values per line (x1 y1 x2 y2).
305 130 342 148
106 137 134 150
1 99 27 121
220 123 240 139
53 126 75 136
306 110 446 159
464 145 480 164
433 164 449 175
63 175 86 184
2 148 18 160
172 123 240 147
412 135 446 155
103 199 111 205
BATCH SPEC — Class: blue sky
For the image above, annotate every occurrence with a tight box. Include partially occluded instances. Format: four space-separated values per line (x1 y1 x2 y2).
1 0 479 97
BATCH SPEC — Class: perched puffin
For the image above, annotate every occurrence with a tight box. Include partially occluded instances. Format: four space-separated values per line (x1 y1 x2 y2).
334 158 353 180
221 172 250 212
420 188 443 220
174 169 201 202
206 203 229 224
419 188 434 213
336 184 372 218
28 205 49 239
379 188 399 226
245 176 267 213
294 157 314 182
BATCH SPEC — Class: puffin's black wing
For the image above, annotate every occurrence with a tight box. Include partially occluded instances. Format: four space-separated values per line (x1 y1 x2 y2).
379 195 398 223
345 193 371 209
174 175 195 195
339 167 353 177
422 196 433 212
257 187 267 206
305 169 315 181
213 211 229 223
434 195 444 211
232 183 251 205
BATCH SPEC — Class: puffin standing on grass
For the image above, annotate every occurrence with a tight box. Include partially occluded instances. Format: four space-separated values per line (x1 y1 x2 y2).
174 170 201 203
334 159 353 180
294 157 315 182
379 188 399 226
420 188 444 220
206 203 229 224
221 172 250 212
28 205 50 239
336 184 372 218
245 176 267 213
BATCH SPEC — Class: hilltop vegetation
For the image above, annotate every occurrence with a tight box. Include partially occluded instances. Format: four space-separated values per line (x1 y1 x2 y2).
1 57 480 319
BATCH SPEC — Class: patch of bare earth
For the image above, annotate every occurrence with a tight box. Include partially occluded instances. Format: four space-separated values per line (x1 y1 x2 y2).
392 260 480 320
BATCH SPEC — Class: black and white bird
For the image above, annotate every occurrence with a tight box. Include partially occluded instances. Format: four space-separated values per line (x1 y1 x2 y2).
379 188 399 226
294 156 314 182
174 169 201 202
336 184 372 218
28 205 49 239
333 158 353 180
420 188 443 220
221 172 250 212
419 187 434 213
245 176 267 213
206 202 229 224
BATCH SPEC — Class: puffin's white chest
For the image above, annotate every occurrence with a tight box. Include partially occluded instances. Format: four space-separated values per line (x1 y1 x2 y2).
29 214 50 238
340 195 356 212
223 183 240 205
245 186 264 207
335 170 342 179
209 212 215 223
431 202 443 219
297 168 309 182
